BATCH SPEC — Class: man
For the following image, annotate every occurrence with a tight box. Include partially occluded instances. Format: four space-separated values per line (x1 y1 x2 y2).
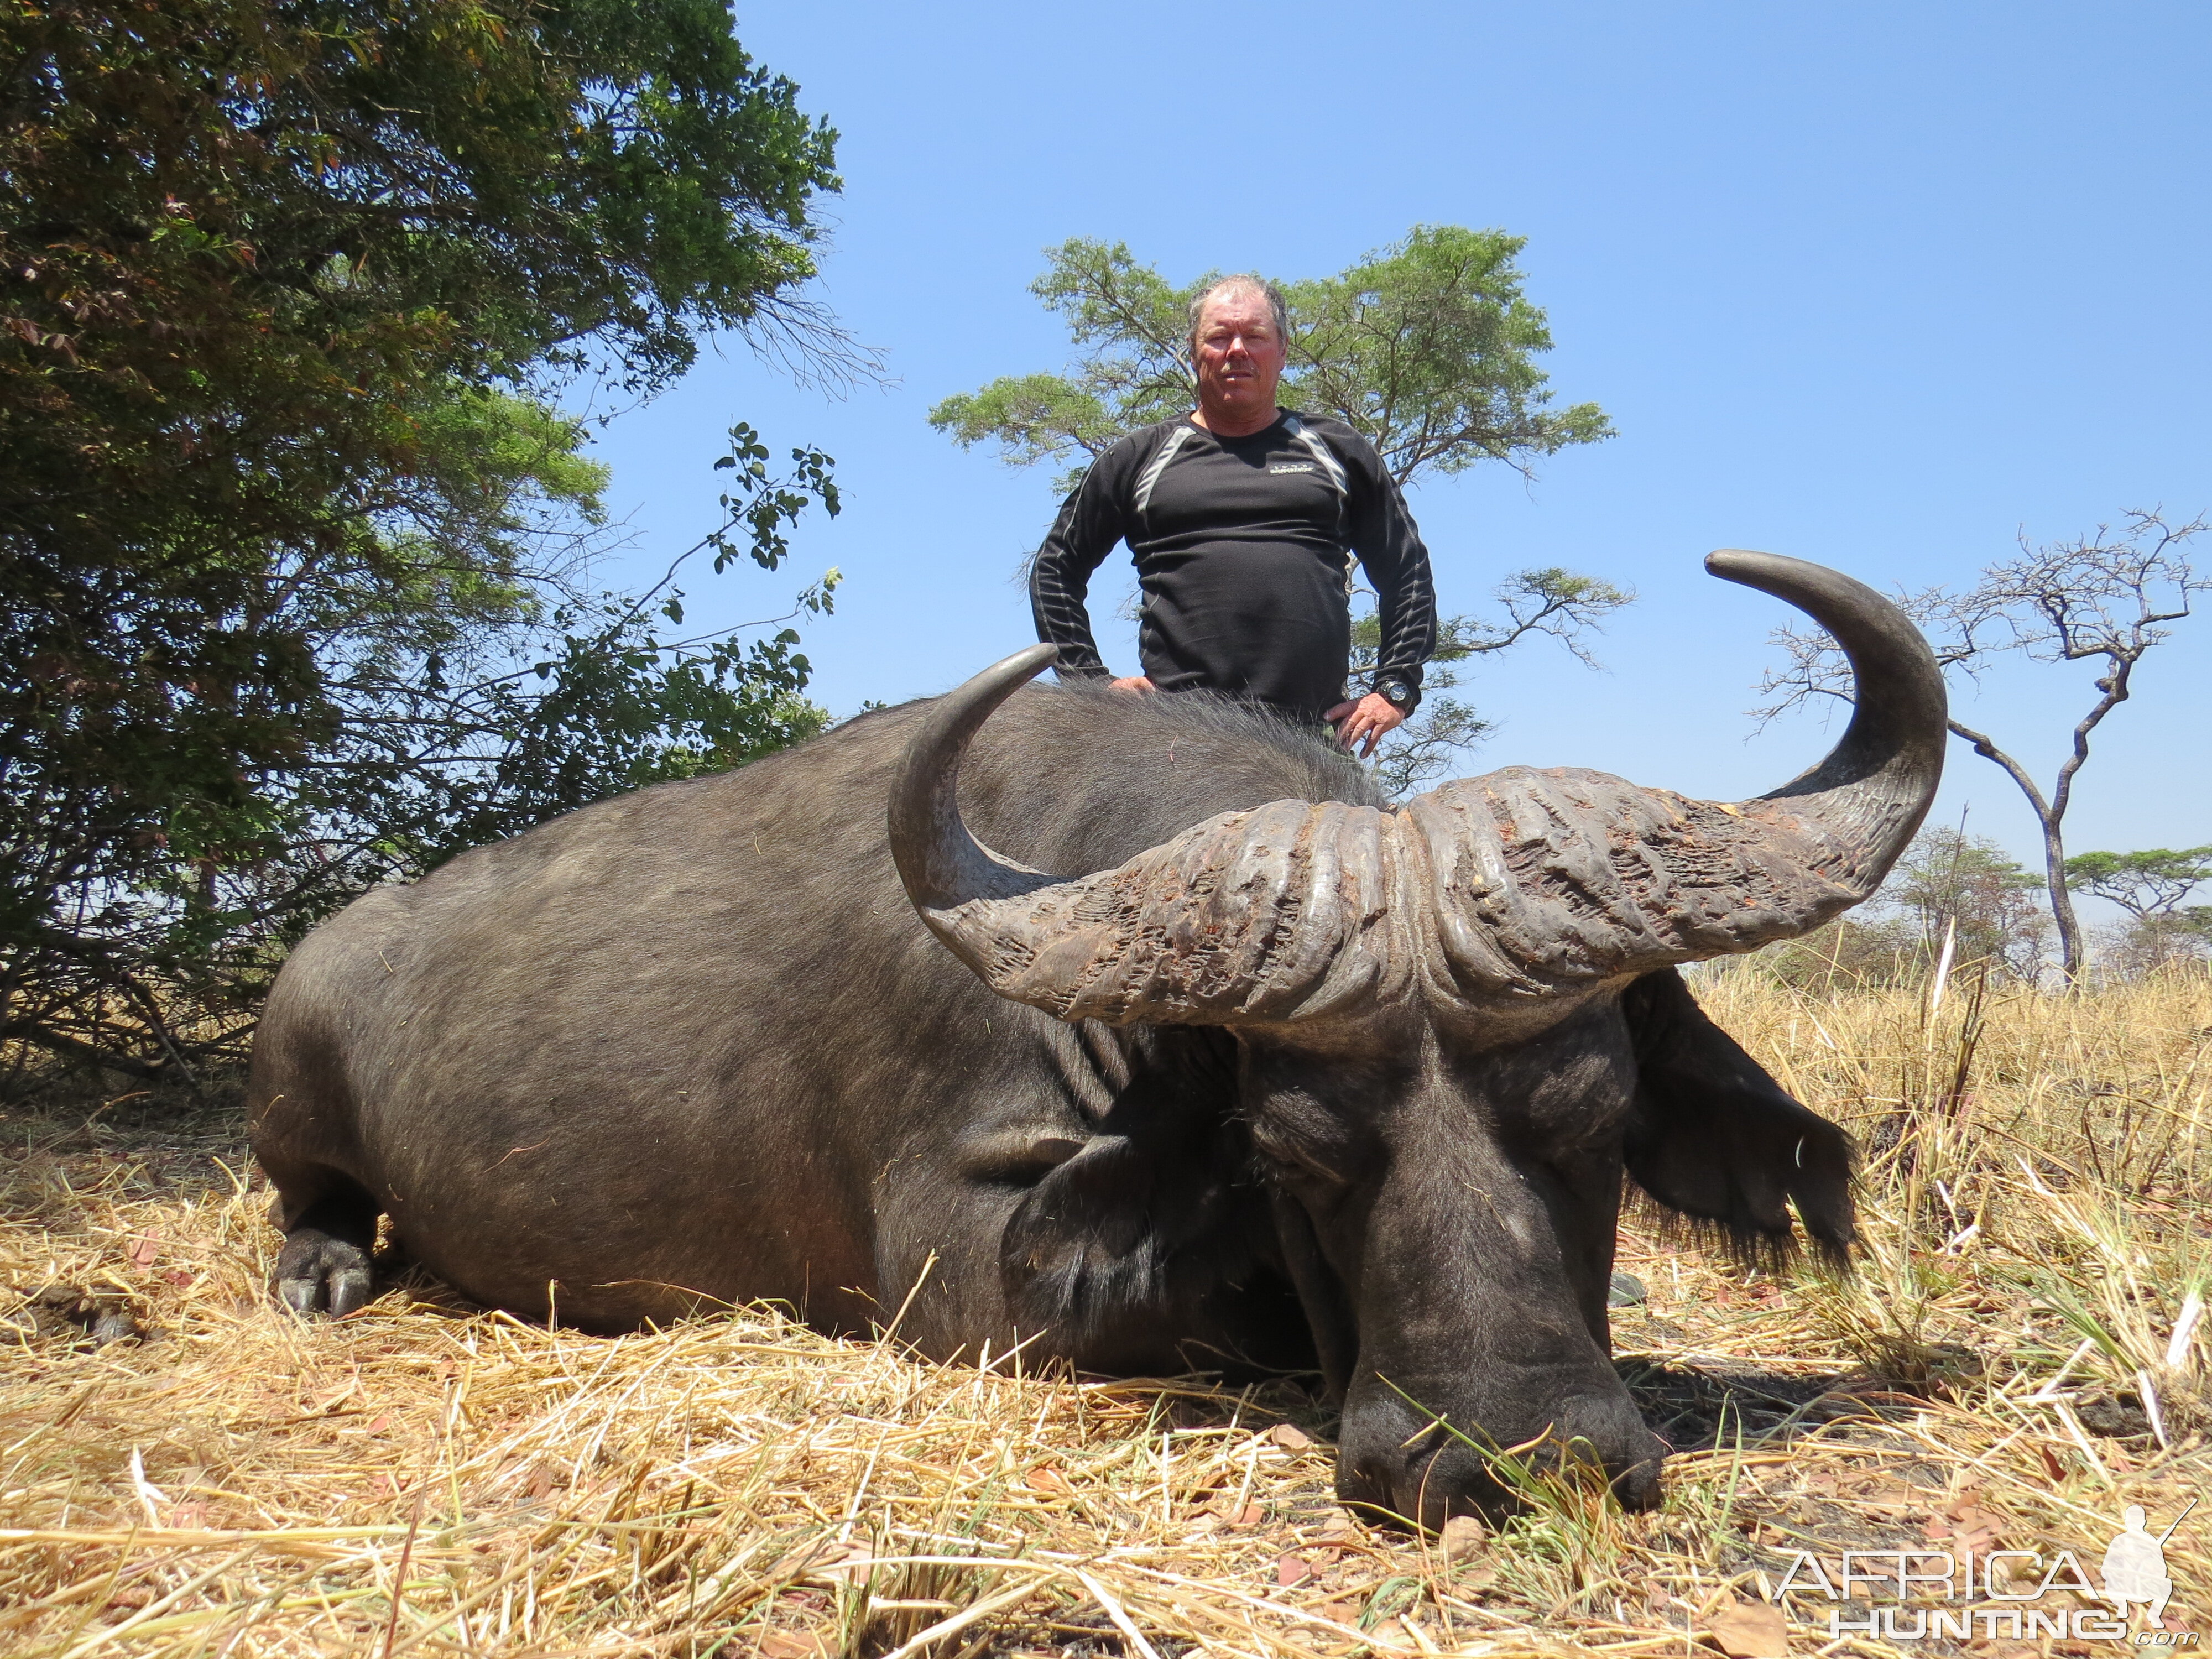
1022 274 1858 1292
1030 275 1435 757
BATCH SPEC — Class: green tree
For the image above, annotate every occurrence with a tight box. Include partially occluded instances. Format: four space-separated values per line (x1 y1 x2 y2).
2067 846 2212 974
2064 846 2212 920
1 1 853 1084
930 229 1610 489
1890 830 2051 982
927 229 1623 782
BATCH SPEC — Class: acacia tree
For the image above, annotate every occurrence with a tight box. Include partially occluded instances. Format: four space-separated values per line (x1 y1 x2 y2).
930 228 1611 489
1 1 856 1081
2066 846 2212 919
1757 511 2209 981
2065 846 2212 970
927 229 1624 786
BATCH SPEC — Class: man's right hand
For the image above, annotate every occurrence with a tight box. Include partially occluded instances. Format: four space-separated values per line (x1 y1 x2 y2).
1109 675 1157 694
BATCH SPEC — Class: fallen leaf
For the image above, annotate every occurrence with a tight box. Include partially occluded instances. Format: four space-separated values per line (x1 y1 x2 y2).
1315 1601 1359 1627
163 1268 192 1287
1705 1597 1789 1658
1024 1464 1072 1494
1928 1494 2001 1552
757 1632 827 1659
1232 1501 1266 1526
1926 1510 2000 1552
1851 1478 1922 1515
1439 1514 1486 1562
1270 1422 1316 1451
1275 1552 1315 1588
366 1412 393 1434
129 1233 160 1268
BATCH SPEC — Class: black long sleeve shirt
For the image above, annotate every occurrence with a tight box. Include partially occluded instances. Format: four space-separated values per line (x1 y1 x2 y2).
1029 410 1437 721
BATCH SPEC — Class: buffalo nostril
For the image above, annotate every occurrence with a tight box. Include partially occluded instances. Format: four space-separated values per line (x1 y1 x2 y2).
1612 1454 1665 1511
1336 1385 1670 1527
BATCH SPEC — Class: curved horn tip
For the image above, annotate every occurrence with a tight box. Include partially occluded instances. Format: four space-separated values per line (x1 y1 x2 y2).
888 643 1059 915
959 641 1059 698
1696 547 1946 893
1706 547 1818 591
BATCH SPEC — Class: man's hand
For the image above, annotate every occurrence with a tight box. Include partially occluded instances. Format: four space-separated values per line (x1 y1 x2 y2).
1326 692 1406 758
1109 675 1157 695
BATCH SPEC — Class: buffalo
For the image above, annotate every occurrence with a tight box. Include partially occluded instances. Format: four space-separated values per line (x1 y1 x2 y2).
250 550 1944 1520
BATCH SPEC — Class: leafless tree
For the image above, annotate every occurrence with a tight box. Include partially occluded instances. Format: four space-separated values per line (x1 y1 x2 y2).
1754 510 2209 982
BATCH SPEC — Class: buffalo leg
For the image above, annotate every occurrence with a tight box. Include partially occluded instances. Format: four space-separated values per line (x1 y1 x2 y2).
274 1188 379 1317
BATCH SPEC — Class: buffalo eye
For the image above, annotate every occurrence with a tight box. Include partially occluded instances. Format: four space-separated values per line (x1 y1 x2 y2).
956 1130 1089 1185
1246 1115 1359 1190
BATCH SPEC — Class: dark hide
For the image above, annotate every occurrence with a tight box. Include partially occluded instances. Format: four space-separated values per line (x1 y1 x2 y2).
992 1022 1306 1374
1620 969 1855 1267
250 682 1851 1521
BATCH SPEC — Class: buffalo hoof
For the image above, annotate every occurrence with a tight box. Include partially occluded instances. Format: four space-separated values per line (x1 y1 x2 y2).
275 1228 375 1318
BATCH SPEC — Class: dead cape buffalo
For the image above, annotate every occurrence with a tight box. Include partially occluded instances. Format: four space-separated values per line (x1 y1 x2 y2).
250 549 1944 1520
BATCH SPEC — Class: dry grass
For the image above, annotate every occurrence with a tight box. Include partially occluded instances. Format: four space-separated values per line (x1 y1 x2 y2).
3 965 2209 1657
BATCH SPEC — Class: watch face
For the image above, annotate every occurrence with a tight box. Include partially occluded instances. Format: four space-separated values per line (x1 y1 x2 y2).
1379 680 1413 709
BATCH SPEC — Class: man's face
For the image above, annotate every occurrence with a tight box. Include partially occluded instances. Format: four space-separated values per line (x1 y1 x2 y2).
1193 287 1288 426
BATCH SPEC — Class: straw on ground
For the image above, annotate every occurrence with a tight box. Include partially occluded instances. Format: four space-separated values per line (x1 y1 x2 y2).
3 967 2207 1656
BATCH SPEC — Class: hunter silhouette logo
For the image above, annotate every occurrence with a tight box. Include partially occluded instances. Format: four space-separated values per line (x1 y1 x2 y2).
1768 1495 2198 1644
2103 1500 2192 1629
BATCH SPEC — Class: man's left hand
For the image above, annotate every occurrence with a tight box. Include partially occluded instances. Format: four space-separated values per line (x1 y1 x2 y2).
1325 692 1407 758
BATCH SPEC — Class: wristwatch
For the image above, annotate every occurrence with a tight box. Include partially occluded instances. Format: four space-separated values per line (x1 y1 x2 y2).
1374 677 1417 713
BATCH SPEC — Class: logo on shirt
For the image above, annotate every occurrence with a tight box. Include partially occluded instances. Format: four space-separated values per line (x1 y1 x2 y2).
1269 462 1317 474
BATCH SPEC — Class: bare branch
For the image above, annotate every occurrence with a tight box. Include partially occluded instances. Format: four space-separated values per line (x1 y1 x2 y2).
1747 509 2207 982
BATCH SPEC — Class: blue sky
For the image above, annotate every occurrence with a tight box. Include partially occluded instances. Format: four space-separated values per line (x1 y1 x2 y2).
580 2 2211 920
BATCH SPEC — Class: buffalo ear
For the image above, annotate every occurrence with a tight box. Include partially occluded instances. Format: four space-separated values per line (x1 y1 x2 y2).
1619 968 1855 1267
998 1126 1279 1369
993 1026 1285 1370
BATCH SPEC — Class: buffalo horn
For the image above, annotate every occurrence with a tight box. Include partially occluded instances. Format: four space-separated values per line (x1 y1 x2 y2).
888 554 1945 1024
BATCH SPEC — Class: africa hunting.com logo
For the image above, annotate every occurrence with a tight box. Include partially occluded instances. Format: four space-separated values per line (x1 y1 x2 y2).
1765 1498 2197 1645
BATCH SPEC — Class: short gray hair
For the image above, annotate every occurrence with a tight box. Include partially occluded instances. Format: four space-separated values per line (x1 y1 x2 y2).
1187 274 1290 355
